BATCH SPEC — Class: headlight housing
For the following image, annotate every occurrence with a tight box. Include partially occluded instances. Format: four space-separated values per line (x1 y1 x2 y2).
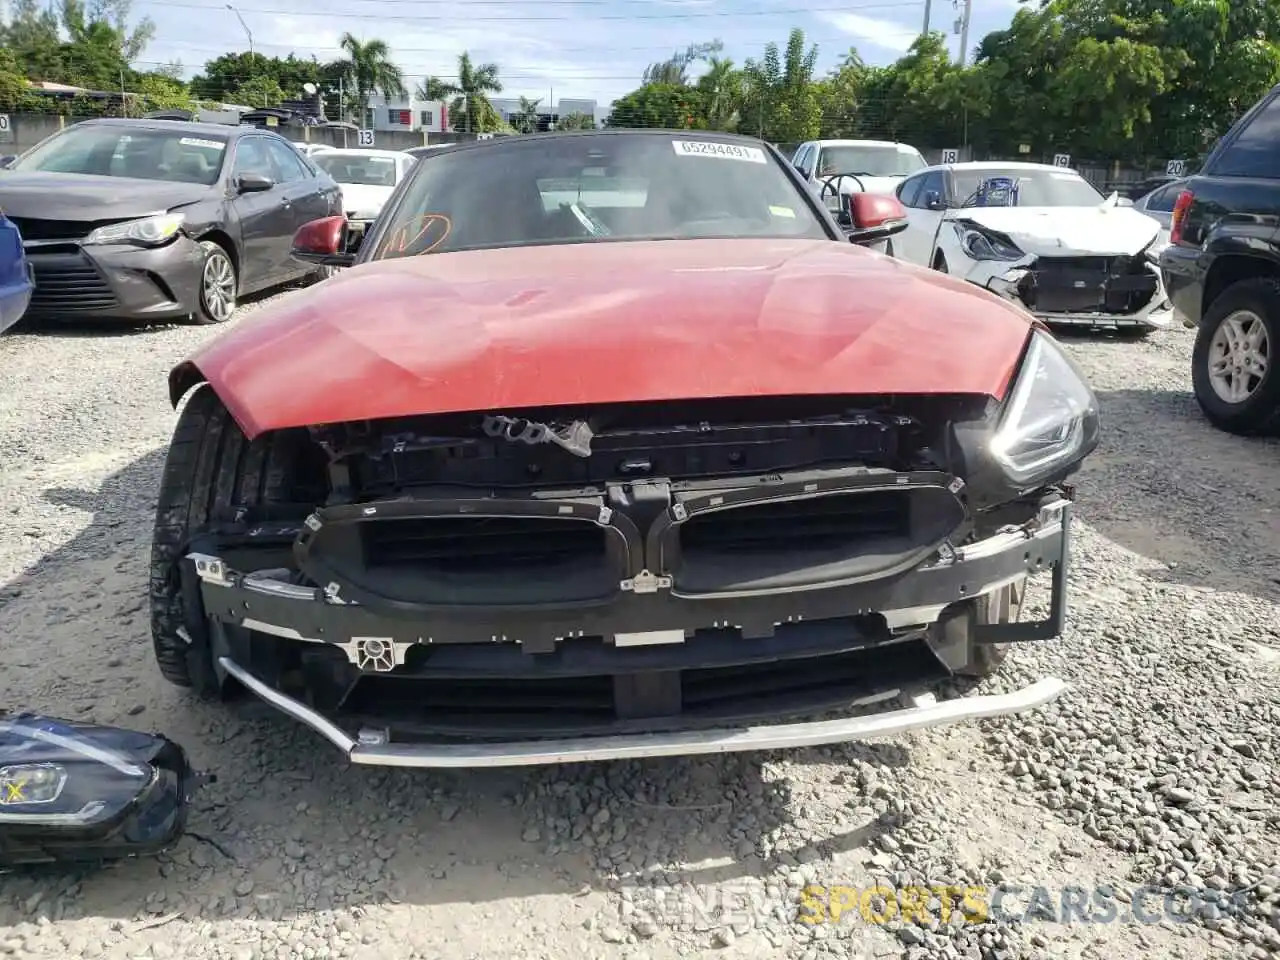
990 330 1100 486
85 212 184 246
0 713 206 866
954 222 1024 262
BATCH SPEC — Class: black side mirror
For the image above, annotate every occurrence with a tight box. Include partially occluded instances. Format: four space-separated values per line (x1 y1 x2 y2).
236 172 275 194
925 191 945 211
0 155 17 170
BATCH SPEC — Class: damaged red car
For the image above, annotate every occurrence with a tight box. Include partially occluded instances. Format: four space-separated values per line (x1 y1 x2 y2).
151 130 1098 768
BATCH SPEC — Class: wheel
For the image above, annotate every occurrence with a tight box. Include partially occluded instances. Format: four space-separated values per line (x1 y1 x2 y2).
933 253 949 274
150 385 325 694
188 240 237 325
929 579 1025 679
1192 278 1280 435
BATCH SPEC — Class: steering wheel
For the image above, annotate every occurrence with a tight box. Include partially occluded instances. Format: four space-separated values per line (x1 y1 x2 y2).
818 173 868 204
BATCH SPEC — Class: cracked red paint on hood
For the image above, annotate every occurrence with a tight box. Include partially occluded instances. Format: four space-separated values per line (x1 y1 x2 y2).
174 238 1034 439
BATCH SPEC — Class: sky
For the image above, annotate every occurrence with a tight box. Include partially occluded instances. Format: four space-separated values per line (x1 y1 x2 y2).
128 0 1031 107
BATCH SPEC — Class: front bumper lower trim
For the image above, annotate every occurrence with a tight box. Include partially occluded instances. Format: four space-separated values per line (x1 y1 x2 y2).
215 655 1066 768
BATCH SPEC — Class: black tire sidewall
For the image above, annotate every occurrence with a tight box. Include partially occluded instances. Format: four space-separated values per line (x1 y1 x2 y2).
196 240 237 325
1192 279 1280 435
933 253 949 273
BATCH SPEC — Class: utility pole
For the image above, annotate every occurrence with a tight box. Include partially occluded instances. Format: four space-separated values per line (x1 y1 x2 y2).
956 0 972 66
921 0 931 38
226 4 253 58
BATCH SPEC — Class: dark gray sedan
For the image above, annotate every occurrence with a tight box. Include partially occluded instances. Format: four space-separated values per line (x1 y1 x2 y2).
0 118 342 324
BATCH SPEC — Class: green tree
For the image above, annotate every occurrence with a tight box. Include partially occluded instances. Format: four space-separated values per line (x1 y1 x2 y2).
642 40 723 85
514 95 542 134
741 28 821 143
133 71 194 113
695 56 743 131
0 0 63 81
334 33 406 125
446 52 503 133
814 49 867 138
230 75 286 109
191 52 328 103
557 110 596 130
415 76 456 101
606 83 704 129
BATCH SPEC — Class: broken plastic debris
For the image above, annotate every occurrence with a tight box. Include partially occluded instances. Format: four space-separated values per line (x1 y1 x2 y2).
482 415 594 458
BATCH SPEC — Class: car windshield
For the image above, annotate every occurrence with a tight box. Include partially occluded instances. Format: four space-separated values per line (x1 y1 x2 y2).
314 152 401 187
370 133 829 259
952 169 1105 208
12 125 227 185
817 145 925 178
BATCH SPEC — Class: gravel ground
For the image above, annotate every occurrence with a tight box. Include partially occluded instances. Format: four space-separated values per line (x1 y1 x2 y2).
0 296 1277 960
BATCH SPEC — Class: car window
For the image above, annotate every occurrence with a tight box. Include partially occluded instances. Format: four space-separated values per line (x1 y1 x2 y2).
313 152 402 186
371 133 830 259
817 145 926 178
267 139 311 182
1143 181 1182 213
1209 92 1280 178
795 145 814 178
232 137 277 181
917 171 947 207
897 175 925 208
949 168 1104 207
13 125 227 185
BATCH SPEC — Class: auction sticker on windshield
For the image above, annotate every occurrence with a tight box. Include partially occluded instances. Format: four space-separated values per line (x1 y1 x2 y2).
672 140 766 164
180 138 225 150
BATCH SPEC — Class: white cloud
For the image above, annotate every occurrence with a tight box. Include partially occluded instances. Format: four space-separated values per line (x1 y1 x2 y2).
816 11 919 55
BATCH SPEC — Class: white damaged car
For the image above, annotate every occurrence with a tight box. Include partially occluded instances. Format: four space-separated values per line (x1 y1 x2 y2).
891 161 1173 334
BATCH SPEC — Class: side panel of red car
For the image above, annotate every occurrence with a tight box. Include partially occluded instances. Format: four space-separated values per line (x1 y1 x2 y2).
171 239 1033 440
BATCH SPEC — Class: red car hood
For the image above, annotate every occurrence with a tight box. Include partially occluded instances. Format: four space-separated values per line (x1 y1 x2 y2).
175 238 1034 439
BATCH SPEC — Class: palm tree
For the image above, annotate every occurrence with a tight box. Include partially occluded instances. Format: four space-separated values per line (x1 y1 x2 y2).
514 96 541 133
415 76 459 101
335 32 405 125
450 52 502 133
696 56 743 131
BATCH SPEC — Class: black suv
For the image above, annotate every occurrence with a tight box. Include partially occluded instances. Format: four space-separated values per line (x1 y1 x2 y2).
1160 87 1280 436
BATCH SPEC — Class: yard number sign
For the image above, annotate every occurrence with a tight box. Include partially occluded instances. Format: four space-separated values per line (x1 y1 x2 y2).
1166 159 1186 177
940 148 959 164
357 129 375 147
1053 153 1071 168
0 114 9 133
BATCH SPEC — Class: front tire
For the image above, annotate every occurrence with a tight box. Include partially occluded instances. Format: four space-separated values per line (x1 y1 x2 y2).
929 580 1025 679
933 252 949 274
150 386 323 694
189 240 238 325
1192 278 1279 435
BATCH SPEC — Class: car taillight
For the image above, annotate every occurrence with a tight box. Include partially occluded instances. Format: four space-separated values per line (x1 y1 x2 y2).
1170 189 1194 245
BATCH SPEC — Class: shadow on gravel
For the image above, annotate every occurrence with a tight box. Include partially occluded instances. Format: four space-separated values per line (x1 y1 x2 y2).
1084 387 1280 602
7 285 299 340
0 448 911 930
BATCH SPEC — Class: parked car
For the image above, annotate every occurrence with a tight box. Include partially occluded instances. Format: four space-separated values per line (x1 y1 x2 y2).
1160 84 1280 435
292 142 334 158
0 209 34 334
153 129 1092 769
791 139 928 199
1131 178 1183 251
890 161 1172 335
310 148 417 225
0 118 342 325
1123 174 1179 202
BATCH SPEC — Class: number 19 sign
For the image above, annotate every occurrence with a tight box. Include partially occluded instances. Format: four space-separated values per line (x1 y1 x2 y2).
0 114 10 133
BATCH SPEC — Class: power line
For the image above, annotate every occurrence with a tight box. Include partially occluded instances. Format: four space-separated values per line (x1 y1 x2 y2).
146 33 888 55
134 0 922 22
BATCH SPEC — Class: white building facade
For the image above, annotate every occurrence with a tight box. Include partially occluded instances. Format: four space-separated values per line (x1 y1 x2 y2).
363 94 449 133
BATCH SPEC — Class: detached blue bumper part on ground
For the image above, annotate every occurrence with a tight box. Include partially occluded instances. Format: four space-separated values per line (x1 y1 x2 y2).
0 211 34 335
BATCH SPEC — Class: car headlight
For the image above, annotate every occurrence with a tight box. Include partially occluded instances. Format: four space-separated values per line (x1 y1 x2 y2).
989 330 1100 486
0 713 206 866
85 212 184 246
954 222 1024 261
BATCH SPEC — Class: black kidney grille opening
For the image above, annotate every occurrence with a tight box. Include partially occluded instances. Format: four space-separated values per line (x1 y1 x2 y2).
361 515 608 573
679 490 910 554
